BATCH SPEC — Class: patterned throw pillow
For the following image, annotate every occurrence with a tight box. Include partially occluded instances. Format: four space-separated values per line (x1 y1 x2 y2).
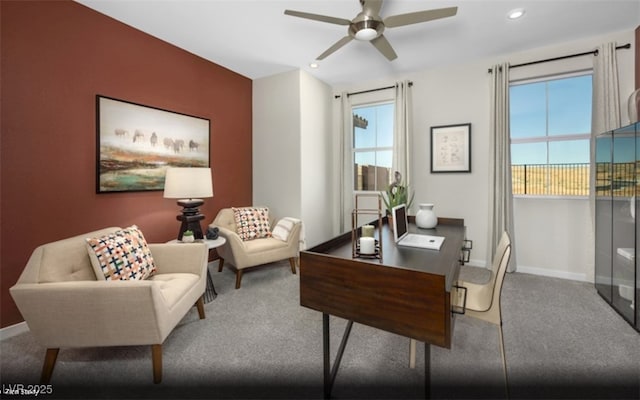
232 207 272 241
86 225 156 281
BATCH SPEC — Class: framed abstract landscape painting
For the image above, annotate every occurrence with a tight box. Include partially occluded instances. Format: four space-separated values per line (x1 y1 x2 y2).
96 95 210 193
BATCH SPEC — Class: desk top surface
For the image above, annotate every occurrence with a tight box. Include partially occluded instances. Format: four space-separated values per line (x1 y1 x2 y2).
300 219 465 347
304 221 465 290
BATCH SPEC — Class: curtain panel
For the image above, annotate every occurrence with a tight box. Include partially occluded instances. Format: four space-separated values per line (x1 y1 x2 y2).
393 80 413 192
489 63 517 273
339 92 353 233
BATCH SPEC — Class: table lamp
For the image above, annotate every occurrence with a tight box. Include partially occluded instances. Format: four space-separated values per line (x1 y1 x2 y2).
163 167 213 240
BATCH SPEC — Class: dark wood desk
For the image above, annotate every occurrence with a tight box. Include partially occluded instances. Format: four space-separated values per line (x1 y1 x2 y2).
299 218 465 398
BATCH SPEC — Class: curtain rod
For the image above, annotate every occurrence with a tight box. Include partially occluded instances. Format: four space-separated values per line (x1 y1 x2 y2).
488 43 631 73
334 81 413 99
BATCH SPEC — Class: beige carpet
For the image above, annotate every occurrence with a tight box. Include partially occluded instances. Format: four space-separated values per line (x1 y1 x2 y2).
1 260 638 399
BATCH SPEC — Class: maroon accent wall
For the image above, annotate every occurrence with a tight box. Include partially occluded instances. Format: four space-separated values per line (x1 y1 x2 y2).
0 1 253 327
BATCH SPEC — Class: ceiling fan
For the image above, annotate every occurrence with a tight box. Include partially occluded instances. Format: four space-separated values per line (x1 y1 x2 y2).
284 0 457 61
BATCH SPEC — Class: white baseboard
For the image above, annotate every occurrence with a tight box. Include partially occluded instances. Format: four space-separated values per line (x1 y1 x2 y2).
0 321 29 341
464 259 590 283
515 265 589 283
465 258 487 268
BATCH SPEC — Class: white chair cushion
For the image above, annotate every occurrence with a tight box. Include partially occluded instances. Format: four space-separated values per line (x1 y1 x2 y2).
148 273 200 308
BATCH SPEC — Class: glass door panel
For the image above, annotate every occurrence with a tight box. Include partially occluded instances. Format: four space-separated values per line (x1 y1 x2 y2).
612 125 636 323
595 131 613 301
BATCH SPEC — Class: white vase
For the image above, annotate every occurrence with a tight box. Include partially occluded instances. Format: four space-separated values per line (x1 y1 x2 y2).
415 203 437 229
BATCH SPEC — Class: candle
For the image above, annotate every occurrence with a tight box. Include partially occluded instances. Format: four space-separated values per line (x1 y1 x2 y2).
361 225 375 238
359 237 375 255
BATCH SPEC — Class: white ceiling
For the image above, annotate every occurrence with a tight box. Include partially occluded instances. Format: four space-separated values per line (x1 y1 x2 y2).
76 0 639 86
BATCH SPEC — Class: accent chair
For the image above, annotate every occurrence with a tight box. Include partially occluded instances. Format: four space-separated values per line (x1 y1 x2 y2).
10 227 209 384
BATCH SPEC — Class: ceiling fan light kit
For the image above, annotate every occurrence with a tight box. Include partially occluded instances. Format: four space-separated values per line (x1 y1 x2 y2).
352 20 382 41
355 27 378 41
285 0 457 62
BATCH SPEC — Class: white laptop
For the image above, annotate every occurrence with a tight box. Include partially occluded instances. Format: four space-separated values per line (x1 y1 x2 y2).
392 204 445 251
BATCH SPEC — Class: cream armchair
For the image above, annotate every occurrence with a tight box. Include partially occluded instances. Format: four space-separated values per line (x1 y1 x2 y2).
9 227 208 384
211 208 302 289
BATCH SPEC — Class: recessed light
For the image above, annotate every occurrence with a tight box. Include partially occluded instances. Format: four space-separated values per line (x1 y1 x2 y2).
309 62 319 69
507 8 525 20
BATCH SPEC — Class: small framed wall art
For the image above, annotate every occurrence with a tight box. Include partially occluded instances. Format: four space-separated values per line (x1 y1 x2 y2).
96 95 210 193
430 123 471 173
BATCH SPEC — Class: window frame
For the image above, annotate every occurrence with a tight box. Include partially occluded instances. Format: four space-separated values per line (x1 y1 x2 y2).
510 70 593 199
352 100 395 193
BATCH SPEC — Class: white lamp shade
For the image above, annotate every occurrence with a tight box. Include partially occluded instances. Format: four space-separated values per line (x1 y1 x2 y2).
163 167 213 199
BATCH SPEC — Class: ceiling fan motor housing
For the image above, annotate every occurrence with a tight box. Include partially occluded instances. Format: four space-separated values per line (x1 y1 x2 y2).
349 16 384 40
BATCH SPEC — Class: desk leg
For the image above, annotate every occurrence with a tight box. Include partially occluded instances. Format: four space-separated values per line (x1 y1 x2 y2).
323 314 330 399
323 313 354 399
425 343 431 399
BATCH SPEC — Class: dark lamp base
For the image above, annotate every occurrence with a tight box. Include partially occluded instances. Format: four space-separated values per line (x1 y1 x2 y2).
175 199 206 240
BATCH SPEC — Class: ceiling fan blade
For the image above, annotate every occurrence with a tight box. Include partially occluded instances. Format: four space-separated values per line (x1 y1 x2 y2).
361 0 383 16
371 34 397 61
383 6 458 28
317 36 354 60
284 10 351 26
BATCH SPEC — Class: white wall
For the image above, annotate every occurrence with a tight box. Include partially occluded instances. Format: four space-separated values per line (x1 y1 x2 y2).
407 61 491 267
513 198 594 281
300 71 333 247
331 29 636 280
253 70 302 219
253 29 635 280
253 70 333 248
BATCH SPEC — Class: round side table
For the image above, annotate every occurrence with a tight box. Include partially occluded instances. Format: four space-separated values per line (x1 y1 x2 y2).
202 237 226 302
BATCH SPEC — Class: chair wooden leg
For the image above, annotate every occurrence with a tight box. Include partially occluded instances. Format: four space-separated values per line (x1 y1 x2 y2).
217 257 225 272
235 269 243 289
289 257 297 274
195 296 205 319
151 344 162 384
498 324 509 398
40 348 59 384
409 339 416 369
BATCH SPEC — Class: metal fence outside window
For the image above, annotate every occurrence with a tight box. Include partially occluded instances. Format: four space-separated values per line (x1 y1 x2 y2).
354 162 636 197
512 163 590 196
512 162 639 197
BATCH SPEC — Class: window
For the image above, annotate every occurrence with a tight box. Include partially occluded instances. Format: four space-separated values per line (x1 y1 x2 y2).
353 102 394 191
510 73 592 196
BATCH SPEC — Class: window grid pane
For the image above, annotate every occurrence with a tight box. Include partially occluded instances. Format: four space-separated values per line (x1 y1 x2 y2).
510 74 592 196
353 102 394 191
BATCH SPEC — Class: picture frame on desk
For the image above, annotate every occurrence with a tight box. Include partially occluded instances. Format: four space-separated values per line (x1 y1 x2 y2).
430 123 471 173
